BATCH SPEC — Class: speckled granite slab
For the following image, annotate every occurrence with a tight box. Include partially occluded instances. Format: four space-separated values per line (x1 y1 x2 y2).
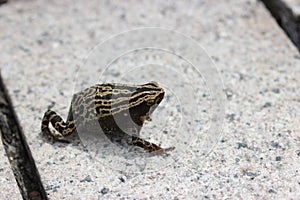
0 0 299 199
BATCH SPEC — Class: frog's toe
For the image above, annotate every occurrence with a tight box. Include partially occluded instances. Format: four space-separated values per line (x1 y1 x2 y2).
151 146 175 155
51 130 63 139
164 146 175 152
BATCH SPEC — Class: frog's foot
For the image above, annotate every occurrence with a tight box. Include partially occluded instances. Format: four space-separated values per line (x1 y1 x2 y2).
131 136 175 155
49 131 71 143
41 110 76 142
41 128 70 143
151 146 175 155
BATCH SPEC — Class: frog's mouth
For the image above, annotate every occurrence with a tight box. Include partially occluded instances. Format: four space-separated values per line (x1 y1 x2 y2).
146 92 164 121
155 92 164 105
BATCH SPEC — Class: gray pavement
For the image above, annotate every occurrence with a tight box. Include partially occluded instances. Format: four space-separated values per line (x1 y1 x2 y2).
0 146 21 199
0 0 299 199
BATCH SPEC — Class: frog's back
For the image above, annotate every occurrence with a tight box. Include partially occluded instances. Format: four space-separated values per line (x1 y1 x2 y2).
70 83 139 124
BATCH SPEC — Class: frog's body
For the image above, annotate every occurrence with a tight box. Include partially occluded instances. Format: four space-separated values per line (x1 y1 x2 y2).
41 82 174 154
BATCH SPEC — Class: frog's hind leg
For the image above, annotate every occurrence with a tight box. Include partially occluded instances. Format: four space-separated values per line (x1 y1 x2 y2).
131 136 175 155
41 109 76 139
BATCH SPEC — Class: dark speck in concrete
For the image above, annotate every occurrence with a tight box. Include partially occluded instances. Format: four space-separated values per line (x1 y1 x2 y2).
239 73 244 80
271 88 280 93
37 39 43 45
47 101 56 110
100 187 109 195
13 89 20 94
224 88 233 99
271 141 281 149
18 45 31 54
277 133 282 137
262 102 272 109
270 141 286 150
275 156 282 161
244 171 259 180
226 114 236 122
237 142 248 149
45 185 60 192
202 93 208 98
221 139 226 143
211 56 219 62
296 150 300 156
119 13 126 19
269 189 276 193
119 177 125 183
80 175 92 182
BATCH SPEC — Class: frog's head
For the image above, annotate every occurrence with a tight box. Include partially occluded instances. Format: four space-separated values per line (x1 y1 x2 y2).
129 81 165 126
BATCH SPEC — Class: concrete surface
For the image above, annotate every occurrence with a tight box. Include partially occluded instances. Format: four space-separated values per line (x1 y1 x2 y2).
0 0 299 199
0 145 22 199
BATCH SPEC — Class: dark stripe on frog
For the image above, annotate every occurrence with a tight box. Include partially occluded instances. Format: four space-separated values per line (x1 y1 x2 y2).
97 83 160 91
95 105 111 116
94 92 132 100
133 87 162 94
50 116 65 125
142 82 159 88
95 84 160 98
93 92 151 108
129 91 159 102
97 84 137 92
94 97 148 116
95 89 158 105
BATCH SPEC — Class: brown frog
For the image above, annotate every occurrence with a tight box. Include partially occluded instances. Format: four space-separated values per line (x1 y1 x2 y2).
41 81 174 154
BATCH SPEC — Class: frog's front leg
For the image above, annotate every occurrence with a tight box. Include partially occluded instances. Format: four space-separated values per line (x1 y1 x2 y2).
131 135 175 155
41 109 76 139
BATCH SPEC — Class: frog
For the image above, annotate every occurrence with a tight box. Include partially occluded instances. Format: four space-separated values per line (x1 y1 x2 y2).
41 81 174 154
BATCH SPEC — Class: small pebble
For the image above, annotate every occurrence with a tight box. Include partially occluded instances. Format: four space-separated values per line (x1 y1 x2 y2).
271 88 280 94
262 102 272 109
275 156 281 161
119 177 125 183
80 175 92 182
237 142 248 149
100 187 109 195
269 189 276 193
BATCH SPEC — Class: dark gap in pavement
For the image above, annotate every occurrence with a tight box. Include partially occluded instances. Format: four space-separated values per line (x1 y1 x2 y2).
261 0 300 52
0 73 48 200
0 0 8 5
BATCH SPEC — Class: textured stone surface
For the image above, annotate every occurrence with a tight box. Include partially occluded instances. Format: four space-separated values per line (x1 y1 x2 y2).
0 0 299 199
0 145 22 199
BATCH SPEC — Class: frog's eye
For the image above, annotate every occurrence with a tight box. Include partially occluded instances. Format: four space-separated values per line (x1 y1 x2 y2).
146 99 155 106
